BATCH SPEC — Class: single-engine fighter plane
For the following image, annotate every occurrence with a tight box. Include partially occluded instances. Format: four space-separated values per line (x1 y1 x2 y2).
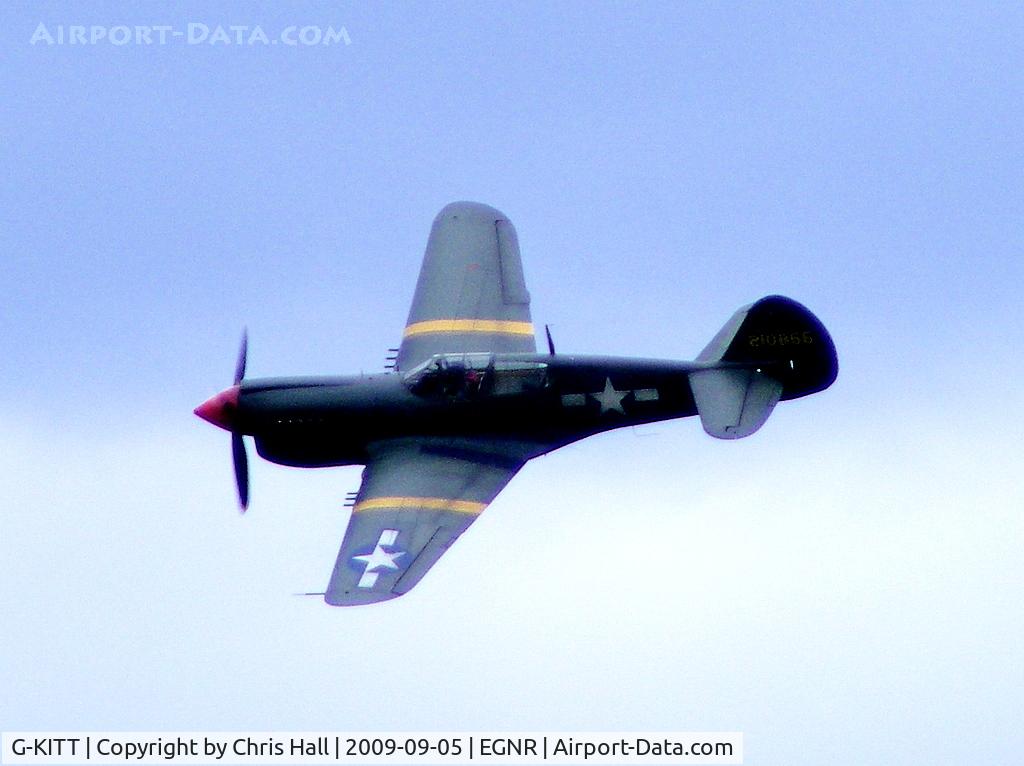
196 202 837 606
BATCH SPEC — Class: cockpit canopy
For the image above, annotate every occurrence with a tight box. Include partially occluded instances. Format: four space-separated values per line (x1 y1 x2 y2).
403 353 548 398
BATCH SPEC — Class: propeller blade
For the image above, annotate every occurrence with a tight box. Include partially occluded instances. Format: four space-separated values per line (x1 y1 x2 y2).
232 433 250 511
234 329 248 385
545 324 556 356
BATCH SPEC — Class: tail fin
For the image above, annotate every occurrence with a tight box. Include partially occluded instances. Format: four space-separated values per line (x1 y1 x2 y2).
691 296 838 439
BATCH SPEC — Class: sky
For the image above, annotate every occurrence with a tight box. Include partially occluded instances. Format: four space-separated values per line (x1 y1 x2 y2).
1 1 1022 763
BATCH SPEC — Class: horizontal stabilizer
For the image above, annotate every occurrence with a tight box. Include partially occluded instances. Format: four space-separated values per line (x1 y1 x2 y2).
689 368 783 439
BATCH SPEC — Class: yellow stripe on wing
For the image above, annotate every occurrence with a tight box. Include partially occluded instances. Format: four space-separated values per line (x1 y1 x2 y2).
403 319 535 339
352 496 488 515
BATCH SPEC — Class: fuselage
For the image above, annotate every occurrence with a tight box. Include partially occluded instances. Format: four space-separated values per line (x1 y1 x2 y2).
226 353 707 468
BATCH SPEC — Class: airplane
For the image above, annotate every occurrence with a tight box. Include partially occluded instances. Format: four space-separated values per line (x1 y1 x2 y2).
195 201 837 606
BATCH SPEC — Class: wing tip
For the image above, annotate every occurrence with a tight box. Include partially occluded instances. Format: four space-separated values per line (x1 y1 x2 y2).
323 588 403 607
435 200 508 223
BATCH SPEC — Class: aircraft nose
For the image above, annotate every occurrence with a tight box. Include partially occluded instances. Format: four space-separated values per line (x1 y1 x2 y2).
194 385 241 431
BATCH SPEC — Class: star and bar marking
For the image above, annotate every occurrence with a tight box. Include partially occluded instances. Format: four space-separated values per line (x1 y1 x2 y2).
353 529 406 588
560 378 660 414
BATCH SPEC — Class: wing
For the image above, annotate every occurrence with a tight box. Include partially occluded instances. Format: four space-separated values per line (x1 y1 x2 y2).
396 201 536 372
324 438 528 605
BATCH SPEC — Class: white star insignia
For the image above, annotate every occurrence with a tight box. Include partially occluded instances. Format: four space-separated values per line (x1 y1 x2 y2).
354 529 406 588
592 377 627 415
353 545 403 572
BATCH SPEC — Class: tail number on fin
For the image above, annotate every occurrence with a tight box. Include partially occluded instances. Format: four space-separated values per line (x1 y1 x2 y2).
748 331 815 348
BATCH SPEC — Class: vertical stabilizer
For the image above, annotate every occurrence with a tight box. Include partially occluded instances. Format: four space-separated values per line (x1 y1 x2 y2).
690 295 837 439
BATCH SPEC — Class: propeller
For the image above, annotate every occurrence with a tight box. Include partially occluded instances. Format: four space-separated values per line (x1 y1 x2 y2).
232 331 249 511
232 431 250 511
195 330 250 511
234 329 247 385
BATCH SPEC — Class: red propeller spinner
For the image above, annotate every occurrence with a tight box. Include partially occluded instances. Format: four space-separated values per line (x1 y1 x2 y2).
194 385 241 432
